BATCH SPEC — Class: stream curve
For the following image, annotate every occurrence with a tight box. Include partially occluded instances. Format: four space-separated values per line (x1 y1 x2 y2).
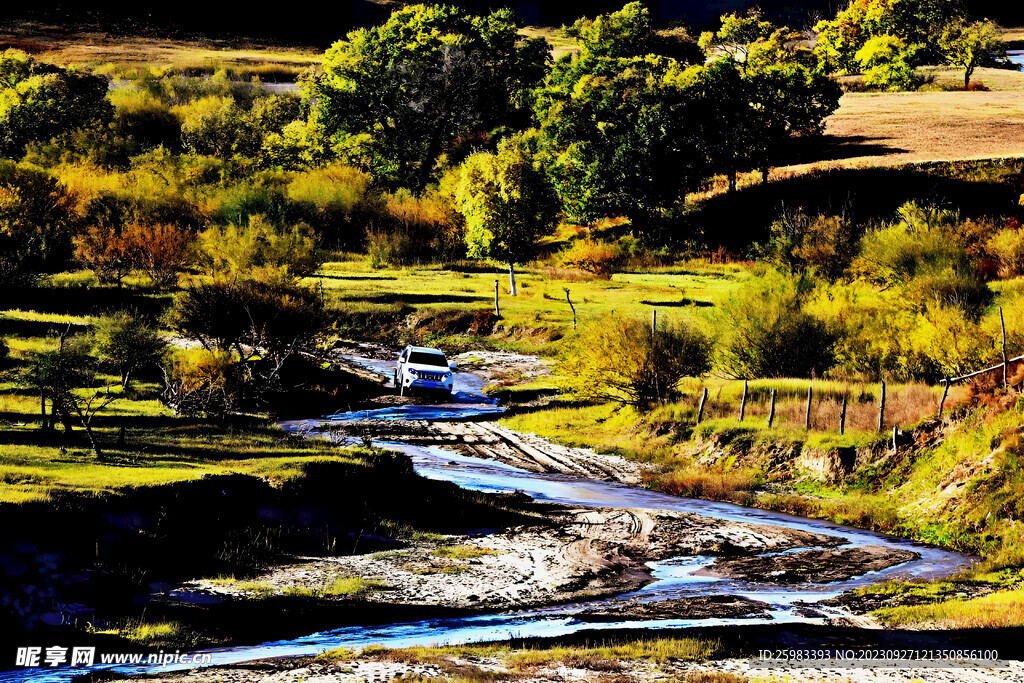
2 357 974 682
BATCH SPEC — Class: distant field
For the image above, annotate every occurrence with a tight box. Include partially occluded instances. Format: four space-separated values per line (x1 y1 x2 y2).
0 22 576 78
775 68 1024 176
0 22 322 79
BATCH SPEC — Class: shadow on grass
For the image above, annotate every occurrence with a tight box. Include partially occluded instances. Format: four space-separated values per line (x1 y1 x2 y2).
346 293 488 305
0 287 171 317
640 298 714 308
777 134 913 167
689 162 1022 250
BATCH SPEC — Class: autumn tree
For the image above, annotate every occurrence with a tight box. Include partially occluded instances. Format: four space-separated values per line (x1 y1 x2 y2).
123 222 195 288
940 19 1005 89
74 225 133 286
451 133 557 296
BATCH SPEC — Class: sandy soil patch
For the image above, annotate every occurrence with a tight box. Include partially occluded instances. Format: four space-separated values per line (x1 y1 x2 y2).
180 507 844 612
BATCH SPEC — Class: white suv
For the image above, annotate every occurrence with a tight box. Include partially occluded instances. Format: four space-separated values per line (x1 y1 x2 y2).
394 345 456 398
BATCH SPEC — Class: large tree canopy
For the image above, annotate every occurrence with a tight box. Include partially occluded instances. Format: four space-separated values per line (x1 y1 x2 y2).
0 50 111 158
306 4 549 190
536 5 839 226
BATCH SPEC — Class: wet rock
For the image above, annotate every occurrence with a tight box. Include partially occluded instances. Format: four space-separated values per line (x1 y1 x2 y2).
697 545 919 584
574 594 771 622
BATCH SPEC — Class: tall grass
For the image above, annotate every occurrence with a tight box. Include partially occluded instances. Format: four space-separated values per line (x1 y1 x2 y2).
873 588 1024 628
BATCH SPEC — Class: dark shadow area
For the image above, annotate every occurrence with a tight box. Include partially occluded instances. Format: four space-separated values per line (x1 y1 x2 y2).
776 134 913 167
0 287 171 318
0 318 89 338
347 292 487 305
641 298 714 308
4 1 1020 44
0 459 546 652
316 273 397 281
686 163 1023 252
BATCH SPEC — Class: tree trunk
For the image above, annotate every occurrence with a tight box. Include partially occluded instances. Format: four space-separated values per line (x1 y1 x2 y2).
508 263 518 297
728 167 737 193
81 420 103 460
40 390 50 431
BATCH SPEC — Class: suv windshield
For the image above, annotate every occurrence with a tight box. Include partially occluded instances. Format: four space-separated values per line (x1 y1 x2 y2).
408 351 448 367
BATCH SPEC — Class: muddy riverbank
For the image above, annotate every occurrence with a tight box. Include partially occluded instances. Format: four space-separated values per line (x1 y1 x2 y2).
180 506 846 612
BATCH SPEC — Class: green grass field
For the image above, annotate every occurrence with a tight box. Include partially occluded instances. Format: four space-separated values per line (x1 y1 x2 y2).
312 258 751 352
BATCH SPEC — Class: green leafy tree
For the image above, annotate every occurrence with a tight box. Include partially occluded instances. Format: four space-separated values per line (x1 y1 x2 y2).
698 10 776 70
856 35 916 90
451 133 557 296
814 0 966 75
307 4 549 189
742 63 841 182
566 1 653 58
93 311 167 389
0 50 112 158
24 332 117 459
940 19 1005 90
536 51 709 224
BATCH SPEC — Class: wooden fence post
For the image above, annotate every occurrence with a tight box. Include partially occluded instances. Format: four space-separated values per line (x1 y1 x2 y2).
938 379 950 418
767 388 776 428
696 387 708 425
1001 306 1008 388
564 288 576 330
804 386 812 430
739 380 748 423
839 396 847 435
892 425 899 451
494 279 500 317
652 309 657 337
877 381 886 433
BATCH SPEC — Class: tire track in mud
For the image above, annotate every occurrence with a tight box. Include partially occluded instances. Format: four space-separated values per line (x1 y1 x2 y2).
325 419 647 484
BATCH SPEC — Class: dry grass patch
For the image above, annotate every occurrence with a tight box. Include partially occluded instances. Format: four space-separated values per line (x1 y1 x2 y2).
873 588 1024 628
778 82 1024 176
0 23 319 79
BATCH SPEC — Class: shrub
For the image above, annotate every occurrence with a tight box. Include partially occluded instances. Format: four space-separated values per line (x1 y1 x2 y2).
988 226 1024 278
559 313 713 408
286 164 373 248
366 228 420 268
717 270 837 379
557 238 621 278
199 215 322 277
161 347 233 417
764 209 858 279
858 207 993 320
365 188 465 266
